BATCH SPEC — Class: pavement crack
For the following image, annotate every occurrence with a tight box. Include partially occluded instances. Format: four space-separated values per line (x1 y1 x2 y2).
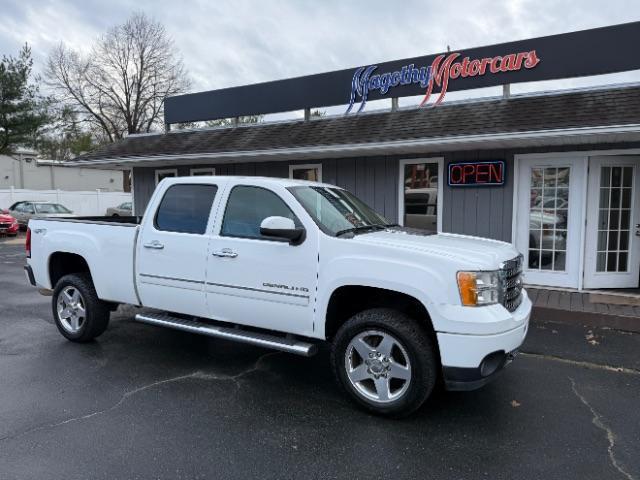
522 352 640 375
568 377 635 480
0 351 281 443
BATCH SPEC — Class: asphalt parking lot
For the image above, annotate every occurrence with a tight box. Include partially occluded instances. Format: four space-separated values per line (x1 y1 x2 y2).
1 239 639 480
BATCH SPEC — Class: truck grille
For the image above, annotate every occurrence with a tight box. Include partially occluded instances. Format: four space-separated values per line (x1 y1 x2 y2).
500 254 524 312
0 222 10 229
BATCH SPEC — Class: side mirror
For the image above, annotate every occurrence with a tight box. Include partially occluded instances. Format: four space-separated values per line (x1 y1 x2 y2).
260 216 305 245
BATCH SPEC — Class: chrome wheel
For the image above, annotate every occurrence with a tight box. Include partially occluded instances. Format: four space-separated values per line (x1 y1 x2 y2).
344 330 411 404
56 286 86 334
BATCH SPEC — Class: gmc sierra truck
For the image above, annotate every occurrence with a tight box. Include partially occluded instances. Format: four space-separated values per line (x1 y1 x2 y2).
24 176 530 417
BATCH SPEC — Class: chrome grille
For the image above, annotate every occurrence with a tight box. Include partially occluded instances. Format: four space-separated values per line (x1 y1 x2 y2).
500 254 524 312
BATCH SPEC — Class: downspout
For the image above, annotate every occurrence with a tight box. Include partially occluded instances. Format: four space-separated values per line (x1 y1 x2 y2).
17 155 24 189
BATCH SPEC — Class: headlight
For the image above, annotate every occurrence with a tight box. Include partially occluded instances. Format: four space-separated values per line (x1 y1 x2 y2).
457 270 501 306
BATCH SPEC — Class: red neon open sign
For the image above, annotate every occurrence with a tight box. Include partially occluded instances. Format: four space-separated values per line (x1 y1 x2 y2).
448 161 505 187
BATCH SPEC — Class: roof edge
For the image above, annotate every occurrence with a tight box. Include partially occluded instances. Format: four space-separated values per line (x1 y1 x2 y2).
65 123 640 167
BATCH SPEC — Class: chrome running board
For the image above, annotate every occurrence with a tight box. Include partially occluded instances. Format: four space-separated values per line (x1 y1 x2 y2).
135 312 317 357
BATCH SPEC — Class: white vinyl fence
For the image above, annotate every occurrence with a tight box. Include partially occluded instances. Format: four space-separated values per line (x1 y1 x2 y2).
0 188 132 216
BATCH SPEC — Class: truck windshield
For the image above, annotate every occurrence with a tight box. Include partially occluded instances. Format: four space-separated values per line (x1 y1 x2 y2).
288 186 392 237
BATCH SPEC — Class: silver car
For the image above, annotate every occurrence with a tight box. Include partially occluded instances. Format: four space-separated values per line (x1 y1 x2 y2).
9 201 74 229
106 202 132 217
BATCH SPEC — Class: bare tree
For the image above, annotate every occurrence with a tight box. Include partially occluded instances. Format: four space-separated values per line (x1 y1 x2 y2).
45 13 190 142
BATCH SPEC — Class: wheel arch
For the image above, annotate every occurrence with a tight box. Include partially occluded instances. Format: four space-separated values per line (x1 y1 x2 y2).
323 285 437 342
48 251 94 288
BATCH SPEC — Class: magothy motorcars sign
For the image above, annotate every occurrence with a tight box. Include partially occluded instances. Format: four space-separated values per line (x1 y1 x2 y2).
347 50 541 113
164 22 640 125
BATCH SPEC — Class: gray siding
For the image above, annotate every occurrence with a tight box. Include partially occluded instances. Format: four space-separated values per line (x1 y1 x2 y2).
133 155 401 224
132 142 640 243
132 167 155 215
441 150 513 242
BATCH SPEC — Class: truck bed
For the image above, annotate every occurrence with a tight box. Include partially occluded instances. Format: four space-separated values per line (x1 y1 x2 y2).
28 217 140 305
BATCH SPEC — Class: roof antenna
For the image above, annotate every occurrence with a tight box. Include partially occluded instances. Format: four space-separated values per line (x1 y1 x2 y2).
446 45 451 53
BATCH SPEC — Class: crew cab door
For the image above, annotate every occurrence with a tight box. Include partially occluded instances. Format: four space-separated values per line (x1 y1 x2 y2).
136 181 220 317
206 184 318 337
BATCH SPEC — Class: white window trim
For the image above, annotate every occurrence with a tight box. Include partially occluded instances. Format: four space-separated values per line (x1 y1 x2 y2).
155 168 178 185
190 167 216 176
289 163 322 182
398 157 444 233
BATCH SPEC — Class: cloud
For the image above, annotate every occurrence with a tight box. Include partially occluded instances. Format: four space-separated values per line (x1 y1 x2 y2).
1 0 638 108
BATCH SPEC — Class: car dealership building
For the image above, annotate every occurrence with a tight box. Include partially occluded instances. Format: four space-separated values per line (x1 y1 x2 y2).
69 22 640 292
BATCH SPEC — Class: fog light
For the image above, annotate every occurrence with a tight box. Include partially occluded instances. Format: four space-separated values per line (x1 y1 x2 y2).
479 351 506 377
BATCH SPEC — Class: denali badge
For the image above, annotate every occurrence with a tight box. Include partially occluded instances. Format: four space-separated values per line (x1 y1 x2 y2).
263 282 309 293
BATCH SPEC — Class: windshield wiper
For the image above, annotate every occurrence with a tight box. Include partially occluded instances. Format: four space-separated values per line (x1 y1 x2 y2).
335 224 390 237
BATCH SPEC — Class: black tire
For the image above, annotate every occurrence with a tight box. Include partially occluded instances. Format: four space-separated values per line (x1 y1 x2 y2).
331 308 438 418
52 273 110 342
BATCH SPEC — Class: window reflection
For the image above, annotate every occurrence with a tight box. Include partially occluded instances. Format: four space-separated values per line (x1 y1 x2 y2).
528 167 570 271
404 163 438 231
291 167 320 182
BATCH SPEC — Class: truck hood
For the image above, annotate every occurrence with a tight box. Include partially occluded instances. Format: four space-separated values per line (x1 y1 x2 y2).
0 213 16 223
351 228 519 269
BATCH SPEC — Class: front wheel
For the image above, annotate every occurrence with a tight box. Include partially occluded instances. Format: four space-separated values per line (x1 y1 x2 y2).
331 308 438 417
52 273 110 342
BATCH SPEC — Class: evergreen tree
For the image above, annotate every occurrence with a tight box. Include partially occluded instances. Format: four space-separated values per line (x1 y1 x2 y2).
0 44 48 154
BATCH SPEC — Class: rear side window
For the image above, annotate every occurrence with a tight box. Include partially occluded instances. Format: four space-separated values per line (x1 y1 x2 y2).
17 203 34 213
154 184 217 234
221 186 299 239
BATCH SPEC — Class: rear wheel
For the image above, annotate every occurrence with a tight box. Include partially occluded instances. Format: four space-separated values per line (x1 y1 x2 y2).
52 273 110 342
331 308 438 417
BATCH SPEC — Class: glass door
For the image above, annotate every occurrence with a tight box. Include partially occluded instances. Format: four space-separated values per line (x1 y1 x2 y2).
584 156 640 288
515 156 586 288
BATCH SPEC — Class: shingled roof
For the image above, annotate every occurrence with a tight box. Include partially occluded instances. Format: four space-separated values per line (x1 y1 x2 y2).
71 84 640 165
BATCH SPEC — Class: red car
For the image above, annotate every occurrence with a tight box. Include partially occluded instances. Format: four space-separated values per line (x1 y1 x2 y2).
0 209 19 236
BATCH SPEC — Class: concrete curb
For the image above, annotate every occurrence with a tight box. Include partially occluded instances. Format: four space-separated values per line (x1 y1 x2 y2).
532 306 640 333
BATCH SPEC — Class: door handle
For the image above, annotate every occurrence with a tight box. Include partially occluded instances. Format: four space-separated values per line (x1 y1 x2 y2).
212 248 238 258
143 240 164 249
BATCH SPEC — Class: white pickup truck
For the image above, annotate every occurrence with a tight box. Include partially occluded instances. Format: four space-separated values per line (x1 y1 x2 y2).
25 176 531 416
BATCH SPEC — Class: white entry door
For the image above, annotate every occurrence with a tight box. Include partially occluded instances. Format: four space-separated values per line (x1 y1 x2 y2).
515 156 586 288
583 156 640 289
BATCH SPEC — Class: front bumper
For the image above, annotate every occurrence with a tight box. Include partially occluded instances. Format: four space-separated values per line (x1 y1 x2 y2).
437 291 531 391
443 349 520 391
0 224 19 235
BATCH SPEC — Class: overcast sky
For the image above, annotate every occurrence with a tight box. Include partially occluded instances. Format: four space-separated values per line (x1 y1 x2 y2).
1 0 639 117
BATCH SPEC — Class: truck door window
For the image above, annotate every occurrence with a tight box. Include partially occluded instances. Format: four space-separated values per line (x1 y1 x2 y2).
154 184 218 234
221 185 299 240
